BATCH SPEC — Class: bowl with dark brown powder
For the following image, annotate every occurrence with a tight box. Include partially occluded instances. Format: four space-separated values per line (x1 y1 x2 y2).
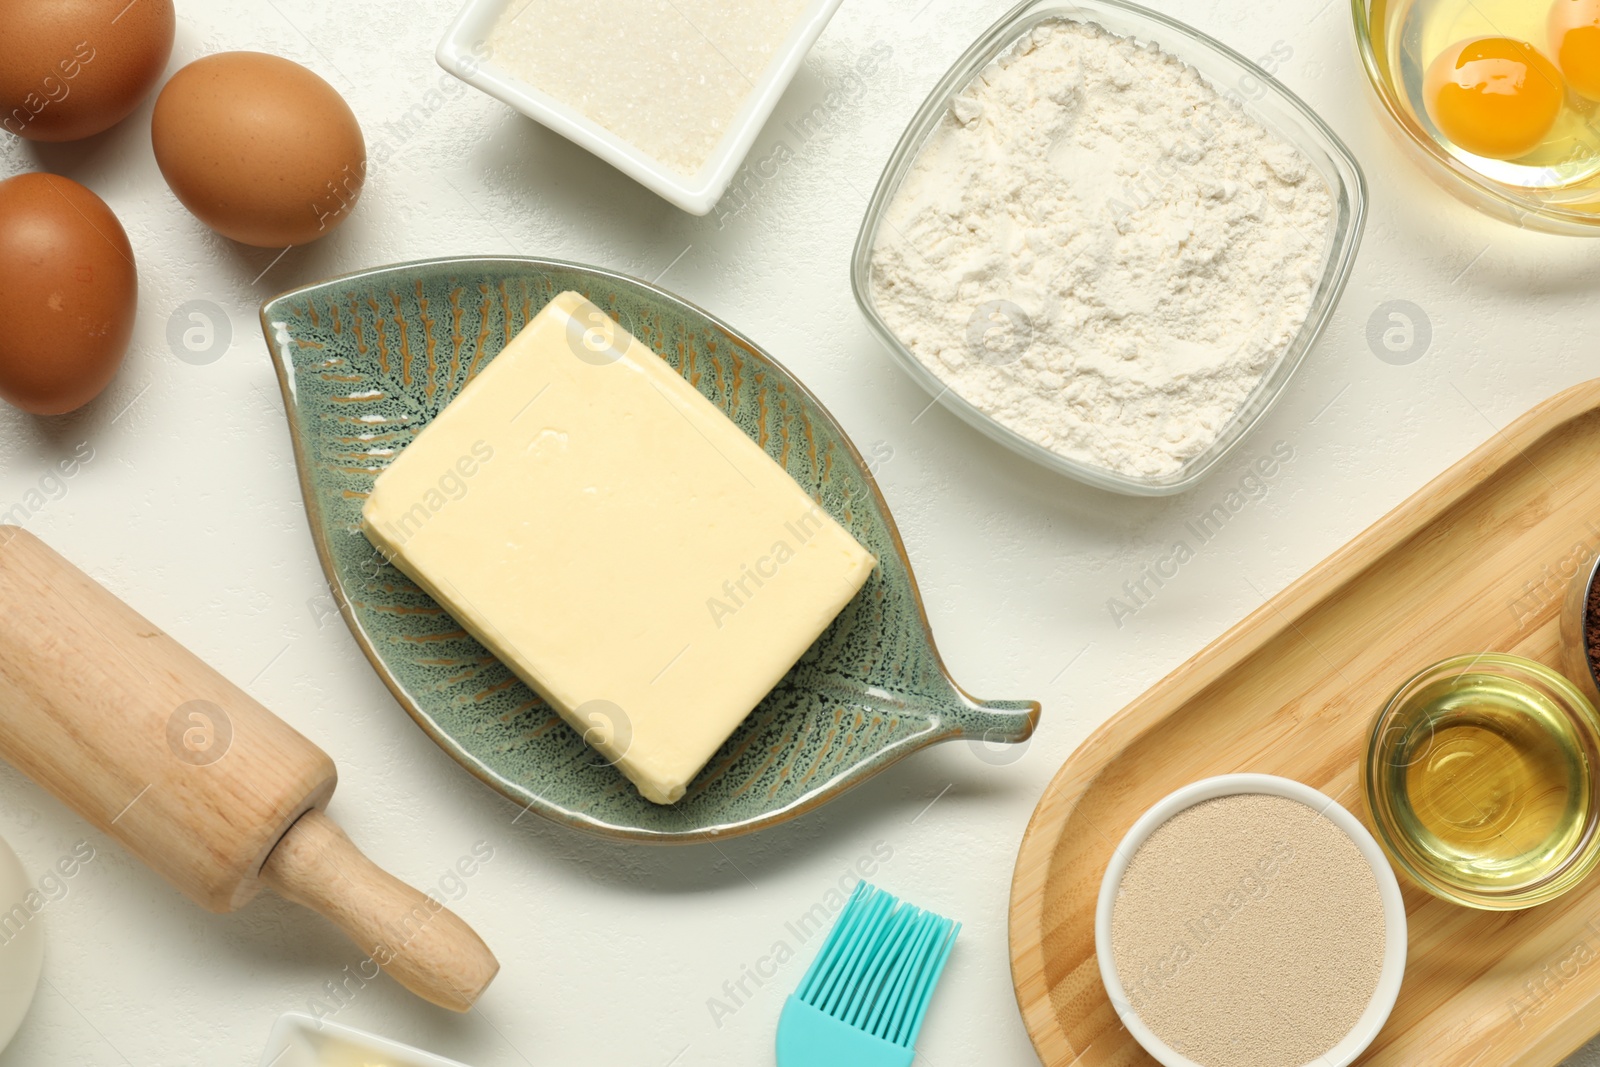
1095 774 1407 1067
1589 579 1600 689
1560 547 1600 709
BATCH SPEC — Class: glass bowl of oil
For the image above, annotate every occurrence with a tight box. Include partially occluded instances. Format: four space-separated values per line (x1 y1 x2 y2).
1363 653 1600 909
1355 0 1600 234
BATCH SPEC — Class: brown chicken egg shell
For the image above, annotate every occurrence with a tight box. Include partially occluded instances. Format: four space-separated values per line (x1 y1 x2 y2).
0 173 138 416
151 52 367 248
0 0 176 143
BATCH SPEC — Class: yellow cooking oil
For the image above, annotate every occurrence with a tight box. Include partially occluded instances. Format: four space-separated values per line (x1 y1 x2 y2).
1386 667 1594 893
1369 0 1600 188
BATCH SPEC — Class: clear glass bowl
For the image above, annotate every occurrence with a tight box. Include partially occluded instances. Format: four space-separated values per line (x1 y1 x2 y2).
1563 545 1600 709
1363 654 1600 910
1354 0 1600 236
851 0 1366 496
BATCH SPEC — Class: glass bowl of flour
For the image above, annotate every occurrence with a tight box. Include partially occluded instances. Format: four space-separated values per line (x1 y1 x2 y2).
852 0 1365 495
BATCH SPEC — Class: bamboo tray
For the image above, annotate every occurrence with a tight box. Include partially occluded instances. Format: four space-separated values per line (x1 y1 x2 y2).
1010 379 1600 1067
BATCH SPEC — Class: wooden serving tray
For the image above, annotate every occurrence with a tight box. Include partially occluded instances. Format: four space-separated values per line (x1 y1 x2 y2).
1010 379 1600 1067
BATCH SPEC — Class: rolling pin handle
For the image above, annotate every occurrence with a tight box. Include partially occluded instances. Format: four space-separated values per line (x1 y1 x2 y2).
259 809 499 1012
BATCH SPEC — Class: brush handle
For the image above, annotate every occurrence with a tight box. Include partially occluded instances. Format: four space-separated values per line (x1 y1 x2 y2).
261 810 499 1012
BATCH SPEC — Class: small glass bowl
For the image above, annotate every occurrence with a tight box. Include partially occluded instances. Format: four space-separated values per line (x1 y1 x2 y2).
1353 0 1600 236
1363 654 1600 910
1562 545 1600 709
851 0 1366 497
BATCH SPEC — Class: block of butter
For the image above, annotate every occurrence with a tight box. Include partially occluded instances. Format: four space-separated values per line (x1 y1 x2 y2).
361 292 876 804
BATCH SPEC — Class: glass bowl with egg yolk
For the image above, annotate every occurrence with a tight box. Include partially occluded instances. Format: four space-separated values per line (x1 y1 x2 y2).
1355 0 1600 233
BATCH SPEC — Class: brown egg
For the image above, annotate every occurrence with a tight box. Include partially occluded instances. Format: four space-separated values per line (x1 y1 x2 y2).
0 173 137 415
152 52 366 248
0 0 175 142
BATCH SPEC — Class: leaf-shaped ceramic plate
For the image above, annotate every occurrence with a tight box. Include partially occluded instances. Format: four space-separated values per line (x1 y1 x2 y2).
262 257 1039 842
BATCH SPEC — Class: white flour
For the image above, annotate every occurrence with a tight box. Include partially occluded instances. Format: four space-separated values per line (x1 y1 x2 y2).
870 20 1333 480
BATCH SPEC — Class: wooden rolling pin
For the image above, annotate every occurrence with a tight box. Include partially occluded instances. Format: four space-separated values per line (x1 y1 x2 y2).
0 527 498 1011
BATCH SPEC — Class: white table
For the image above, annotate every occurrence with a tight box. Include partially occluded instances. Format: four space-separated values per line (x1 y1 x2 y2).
2 0 1599 1063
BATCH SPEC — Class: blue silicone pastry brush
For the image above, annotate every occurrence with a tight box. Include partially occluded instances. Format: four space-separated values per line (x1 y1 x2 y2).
776 882 959 1067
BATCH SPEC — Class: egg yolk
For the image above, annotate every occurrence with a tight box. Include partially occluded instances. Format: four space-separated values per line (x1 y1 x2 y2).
1551 0 1600 100
1424 37 1566 160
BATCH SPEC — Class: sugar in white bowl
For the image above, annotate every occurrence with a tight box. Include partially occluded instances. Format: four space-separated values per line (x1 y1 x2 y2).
487 0 809 178
440 0 847 213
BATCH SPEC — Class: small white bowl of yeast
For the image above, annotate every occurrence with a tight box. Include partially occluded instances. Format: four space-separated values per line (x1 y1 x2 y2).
1095 774 1407 1067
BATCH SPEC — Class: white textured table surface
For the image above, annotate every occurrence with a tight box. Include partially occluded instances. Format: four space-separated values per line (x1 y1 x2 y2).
1 1 1599 1064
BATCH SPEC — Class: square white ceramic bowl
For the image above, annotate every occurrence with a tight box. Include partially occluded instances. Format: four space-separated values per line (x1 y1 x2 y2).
437 0 844 215
259 1013 474 1067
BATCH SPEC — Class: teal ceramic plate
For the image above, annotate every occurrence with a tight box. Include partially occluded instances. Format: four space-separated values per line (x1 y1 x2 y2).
262 257 1039 842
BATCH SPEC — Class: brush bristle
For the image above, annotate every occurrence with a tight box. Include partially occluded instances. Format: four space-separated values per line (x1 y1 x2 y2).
794 882 959 1049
